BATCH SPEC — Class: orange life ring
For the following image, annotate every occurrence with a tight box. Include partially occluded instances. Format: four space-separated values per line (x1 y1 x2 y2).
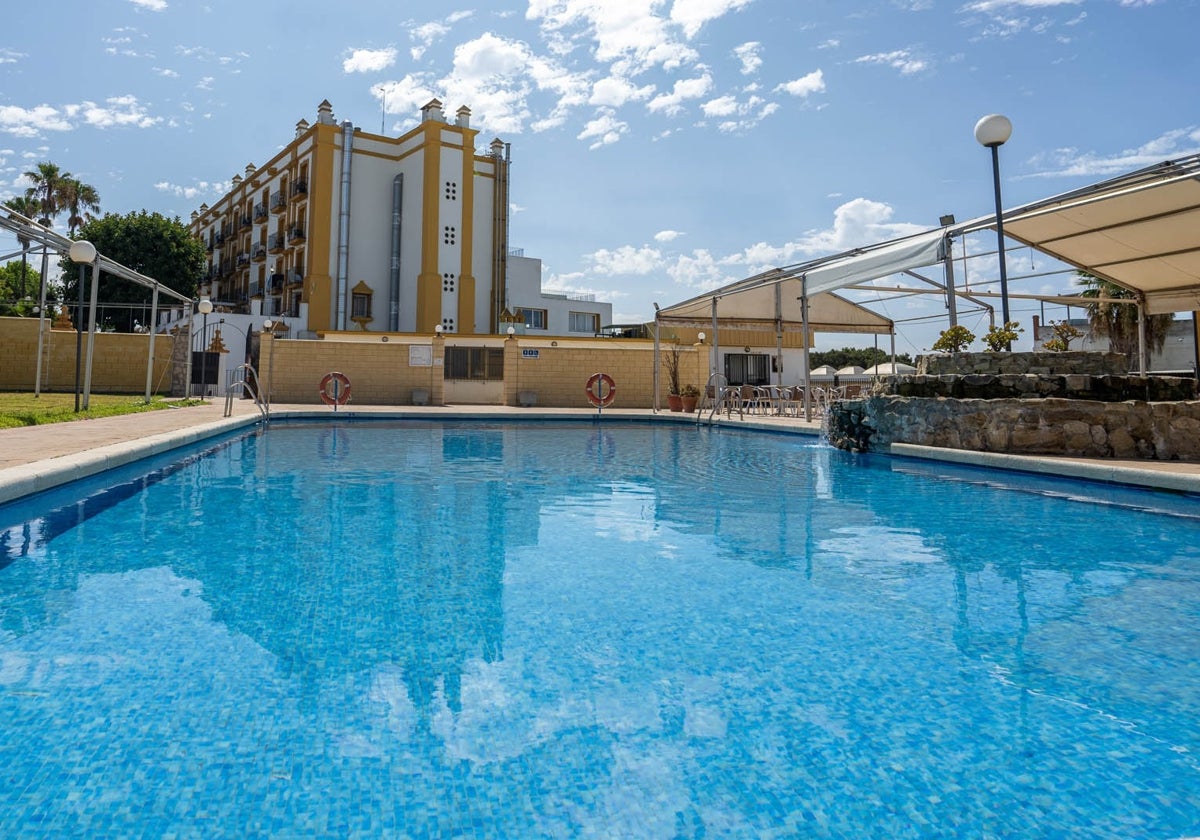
585 373 616 408
319 371 352 406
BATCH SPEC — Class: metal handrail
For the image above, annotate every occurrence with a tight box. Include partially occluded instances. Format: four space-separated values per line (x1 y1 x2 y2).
224 363 268 423
698 372 736 424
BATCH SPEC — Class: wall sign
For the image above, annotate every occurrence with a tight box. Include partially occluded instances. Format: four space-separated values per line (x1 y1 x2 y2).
409 345 433 367
521 348 540 359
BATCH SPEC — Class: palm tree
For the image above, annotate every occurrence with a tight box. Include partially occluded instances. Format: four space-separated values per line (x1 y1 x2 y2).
3 195 39 299
60 178 101 236
1077 271 1173 364
23 161 67 225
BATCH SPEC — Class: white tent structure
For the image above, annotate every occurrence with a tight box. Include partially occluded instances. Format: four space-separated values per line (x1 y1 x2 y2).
655 154 1200 417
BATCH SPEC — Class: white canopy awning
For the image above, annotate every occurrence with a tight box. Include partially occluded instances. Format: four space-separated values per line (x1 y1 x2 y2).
977 155 1200 315
657 288 894 335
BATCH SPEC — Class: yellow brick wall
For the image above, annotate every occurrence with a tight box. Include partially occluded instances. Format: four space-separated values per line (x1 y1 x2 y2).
258 334 705 407
0 316 177 394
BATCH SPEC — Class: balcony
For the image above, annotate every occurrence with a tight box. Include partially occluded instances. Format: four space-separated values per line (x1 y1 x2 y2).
287 225 306 243
236 253 251 267
215 232 227 246
251 246 267 262
239 214 252 228
253 203 267 221
267 232 286 252
291 180 308 199
286 271 304 288
269 273 285 294
270 191 286 213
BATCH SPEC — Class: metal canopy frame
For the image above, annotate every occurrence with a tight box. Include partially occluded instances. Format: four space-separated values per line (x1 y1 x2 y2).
1 209 195 405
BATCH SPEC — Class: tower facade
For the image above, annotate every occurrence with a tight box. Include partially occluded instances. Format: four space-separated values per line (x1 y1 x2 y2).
190 99 511 335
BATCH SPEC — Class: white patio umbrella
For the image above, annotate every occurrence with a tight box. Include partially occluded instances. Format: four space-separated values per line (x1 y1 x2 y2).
809 365 838 376
864 362 916 374
836 365 866 375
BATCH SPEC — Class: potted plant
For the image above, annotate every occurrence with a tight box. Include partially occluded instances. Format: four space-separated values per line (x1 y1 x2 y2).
663 344 683 411
931 325 975 354
680 384 700 413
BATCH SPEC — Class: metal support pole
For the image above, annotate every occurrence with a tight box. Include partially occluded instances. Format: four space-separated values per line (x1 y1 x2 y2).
74 263 84 412
82 257 101 409
34 244 50 397
943 235 958 327
989 144 1012 347
800 280 812 422
652 312 660 412
200 312 209 399
144 285 160 403
1137 298 1148 376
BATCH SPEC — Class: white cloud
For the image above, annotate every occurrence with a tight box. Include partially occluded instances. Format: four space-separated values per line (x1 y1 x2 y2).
854 49 927 75
655 230 684 242
699 94 778 132
343 47 397 74
196 77 214 90
701 95 739 118
817 39 840 49
774 70 825 98
154 179 230 200
129 0 167 10
670 0 755 39
646 74 713 116
577 108 628 150
153 67 179 77
587 244 665 275
70 95 161 130
527 1 700 75
589 75 656 108
964 0 1082 10
0 105 73 137
733 41 762 75
1025 127 1200 178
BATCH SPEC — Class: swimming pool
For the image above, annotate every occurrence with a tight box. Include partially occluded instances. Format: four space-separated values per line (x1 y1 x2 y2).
1 420 1197 838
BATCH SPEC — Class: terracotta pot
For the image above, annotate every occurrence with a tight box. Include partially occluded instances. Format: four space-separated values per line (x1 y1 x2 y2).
681 396 698 413
667 394 683 412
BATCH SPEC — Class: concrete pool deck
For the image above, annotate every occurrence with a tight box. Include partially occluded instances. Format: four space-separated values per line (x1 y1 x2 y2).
1 399 1199 504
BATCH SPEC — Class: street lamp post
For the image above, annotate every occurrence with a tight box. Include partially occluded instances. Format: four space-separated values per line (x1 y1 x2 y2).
261 318 275 408
197 294 214 398
68 240 97 412
975 113 1013 348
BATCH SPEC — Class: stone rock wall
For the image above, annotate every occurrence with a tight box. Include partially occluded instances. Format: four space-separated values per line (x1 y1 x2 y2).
917 350 1129 376
873 373 1196 402
828 395 1200 460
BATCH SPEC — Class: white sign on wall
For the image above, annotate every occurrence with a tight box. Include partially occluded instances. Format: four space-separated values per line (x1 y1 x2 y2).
409 345 433 367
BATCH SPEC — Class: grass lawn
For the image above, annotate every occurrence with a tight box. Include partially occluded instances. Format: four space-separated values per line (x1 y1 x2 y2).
0 392 204 429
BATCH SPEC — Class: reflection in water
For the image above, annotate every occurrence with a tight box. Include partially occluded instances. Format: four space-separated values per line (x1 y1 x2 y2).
0 422 1198 837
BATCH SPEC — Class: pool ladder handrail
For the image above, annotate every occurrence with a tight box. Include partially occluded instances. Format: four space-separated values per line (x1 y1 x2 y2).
224 363 269 423
698 372 738 425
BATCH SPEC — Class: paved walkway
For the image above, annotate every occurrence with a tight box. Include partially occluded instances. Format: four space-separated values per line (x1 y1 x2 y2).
1 400 1198 504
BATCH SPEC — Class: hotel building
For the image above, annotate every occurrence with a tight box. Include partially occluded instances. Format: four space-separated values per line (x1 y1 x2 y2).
189 99 610 337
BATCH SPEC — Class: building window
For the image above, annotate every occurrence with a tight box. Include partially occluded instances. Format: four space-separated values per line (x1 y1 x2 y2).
516 307 547 330
350 280 373 328
444 347 504 381
569 311 599 333
724 353 770 386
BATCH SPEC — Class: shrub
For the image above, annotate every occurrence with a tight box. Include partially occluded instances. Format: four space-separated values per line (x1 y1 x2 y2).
931 325 976 354
983 321 1023 351
1043 320 1083 352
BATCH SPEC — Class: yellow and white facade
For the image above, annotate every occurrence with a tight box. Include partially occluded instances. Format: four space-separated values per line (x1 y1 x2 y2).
189 99 517 335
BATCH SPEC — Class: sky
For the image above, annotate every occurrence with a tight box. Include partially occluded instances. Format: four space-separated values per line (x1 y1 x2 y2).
2 0 1198 354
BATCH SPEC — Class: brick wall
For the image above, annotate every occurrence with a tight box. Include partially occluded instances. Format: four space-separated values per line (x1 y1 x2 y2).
259 334 706 408
0 316 177 394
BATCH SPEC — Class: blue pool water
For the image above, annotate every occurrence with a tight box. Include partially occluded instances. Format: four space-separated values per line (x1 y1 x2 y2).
1 420 1198 838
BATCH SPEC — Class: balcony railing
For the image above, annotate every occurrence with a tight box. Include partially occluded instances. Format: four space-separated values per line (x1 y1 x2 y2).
291 180 308 198
236 253 251 267
269 273 285 293
253 203 267 220
270 191 286 212
251 246 267 262
286 271 304 287
239 215 252 228
287 226 305 242
267 232 286 251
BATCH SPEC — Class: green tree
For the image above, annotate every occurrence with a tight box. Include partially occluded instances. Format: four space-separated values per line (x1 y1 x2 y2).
60 178 102 236
931 325 976 354
0 261 43 315
23 161 66 224
809 346 914 370
3 196 40 300
63 211 206 332
1077 271 1173 362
